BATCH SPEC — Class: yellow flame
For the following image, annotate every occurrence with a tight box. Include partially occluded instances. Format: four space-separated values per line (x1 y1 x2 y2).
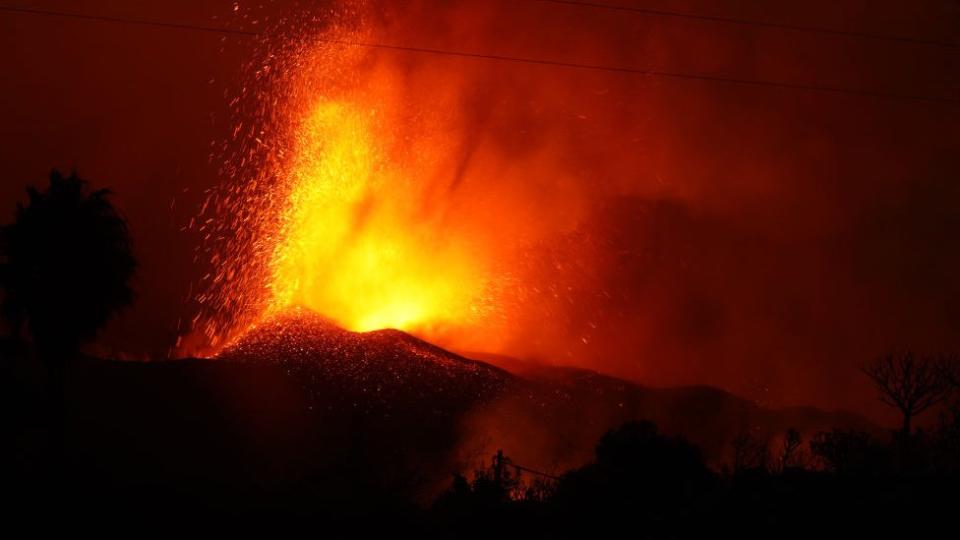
266 98 488 334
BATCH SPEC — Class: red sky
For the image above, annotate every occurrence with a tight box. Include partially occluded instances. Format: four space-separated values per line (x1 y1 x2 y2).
2 0 960 424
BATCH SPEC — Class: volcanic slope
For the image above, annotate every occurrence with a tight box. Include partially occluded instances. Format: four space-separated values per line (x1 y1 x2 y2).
18 310 877 510
215 310 876 469
216 308 514 413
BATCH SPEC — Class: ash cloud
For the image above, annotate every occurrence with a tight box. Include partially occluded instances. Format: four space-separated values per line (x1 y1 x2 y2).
359 0 960 418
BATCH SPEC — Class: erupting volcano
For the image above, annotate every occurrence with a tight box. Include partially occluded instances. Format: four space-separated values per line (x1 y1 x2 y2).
190 7 556 356
7 0 960 529
216 308 511 409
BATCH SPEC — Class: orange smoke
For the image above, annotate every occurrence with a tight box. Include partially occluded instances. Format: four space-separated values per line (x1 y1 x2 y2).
189 0 662 362
189 3 593 355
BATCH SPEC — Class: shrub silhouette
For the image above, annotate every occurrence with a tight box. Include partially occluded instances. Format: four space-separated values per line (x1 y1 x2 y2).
434 450 526 513
556 420 713 510
934 400 960 470
1 170 135 356
809 428 886 474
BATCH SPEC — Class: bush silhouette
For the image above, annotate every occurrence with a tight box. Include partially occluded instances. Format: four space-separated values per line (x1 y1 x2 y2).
556 420 713 509
1 170 135 356
810 428 887 474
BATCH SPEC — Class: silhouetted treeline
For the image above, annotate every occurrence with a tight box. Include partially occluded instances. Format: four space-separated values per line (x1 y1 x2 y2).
430 357 960 537
429 412 960 537
3 171 960 535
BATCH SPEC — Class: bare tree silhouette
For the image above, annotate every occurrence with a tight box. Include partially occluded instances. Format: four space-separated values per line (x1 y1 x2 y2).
863 352 949 441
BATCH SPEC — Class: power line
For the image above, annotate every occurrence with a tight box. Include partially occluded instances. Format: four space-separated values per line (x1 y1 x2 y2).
513 462 560 481
2 4 957 105
328 39 960 104
526 0 960 49
0 4 258 36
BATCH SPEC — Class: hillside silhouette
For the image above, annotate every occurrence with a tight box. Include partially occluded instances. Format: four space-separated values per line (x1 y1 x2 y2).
6 310 879 508
7 306 960 535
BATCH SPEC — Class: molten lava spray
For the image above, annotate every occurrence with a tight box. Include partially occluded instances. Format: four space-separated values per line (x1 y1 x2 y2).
180 0 960 418
267 96 493 334
191 1 596 355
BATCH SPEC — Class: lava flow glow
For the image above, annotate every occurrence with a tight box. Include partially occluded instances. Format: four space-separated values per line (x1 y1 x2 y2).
187 0 609 360
189 5 543 355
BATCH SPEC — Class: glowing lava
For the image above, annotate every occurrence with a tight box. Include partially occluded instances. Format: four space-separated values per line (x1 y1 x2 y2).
265 98 489 334
187 2 592 357
188 13 512 355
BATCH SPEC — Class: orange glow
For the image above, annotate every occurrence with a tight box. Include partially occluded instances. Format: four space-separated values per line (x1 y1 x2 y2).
186 2 596 358
265 98 490 334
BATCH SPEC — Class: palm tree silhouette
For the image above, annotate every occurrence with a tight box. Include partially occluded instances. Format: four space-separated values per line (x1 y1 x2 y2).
1 170 135 442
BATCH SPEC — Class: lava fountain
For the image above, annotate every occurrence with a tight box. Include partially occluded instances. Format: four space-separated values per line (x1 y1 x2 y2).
265 96 492 333
189 5 540 356
187 0 609 360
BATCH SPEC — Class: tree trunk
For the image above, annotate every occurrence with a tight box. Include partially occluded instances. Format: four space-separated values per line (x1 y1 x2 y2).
900 411 914 472
39 341 76 464
45 352 65 458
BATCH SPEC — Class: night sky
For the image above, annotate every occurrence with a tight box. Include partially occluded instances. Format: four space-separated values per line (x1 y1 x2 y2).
3 0 960 424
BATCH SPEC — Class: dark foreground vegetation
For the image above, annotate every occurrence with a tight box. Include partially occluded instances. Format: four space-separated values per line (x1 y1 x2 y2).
3 315 959 536
2 351 959 537
2 173 959 535
432 413 960 537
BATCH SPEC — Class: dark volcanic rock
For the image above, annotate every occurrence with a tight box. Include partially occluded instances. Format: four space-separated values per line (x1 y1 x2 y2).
216 309 514 414
4 312 878 513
